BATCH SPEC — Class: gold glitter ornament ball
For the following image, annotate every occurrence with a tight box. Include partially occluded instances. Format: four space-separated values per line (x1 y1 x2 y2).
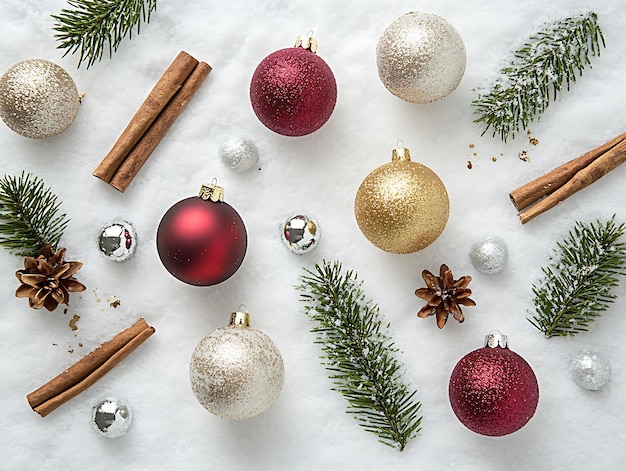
0 59 80 138
376 12 466 104
354 145 449 254
189 311 285 420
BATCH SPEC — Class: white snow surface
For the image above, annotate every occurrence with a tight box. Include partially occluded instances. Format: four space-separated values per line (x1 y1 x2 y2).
1 0 625 470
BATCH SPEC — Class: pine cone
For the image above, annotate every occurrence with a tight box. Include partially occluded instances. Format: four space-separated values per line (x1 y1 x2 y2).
415 264 475 329
15 245 86 311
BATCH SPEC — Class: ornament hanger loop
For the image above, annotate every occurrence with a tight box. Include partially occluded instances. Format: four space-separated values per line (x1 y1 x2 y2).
238 304 249 313
199 179 225 202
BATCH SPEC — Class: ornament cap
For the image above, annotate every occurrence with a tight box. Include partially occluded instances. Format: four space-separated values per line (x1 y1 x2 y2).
391 144 411 162
198 180 224 202
294 33 318 53
229 310 251 328
484 330 508 348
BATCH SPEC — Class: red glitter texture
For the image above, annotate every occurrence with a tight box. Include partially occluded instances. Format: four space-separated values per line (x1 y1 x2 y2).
156 197 247 286
448 346 539 436
250 47 337 136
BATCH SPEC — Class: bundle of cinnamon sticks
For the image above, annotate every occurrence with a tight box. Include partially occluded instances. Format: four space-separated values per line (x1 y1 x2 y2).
510 131 626 223
93 51 211 192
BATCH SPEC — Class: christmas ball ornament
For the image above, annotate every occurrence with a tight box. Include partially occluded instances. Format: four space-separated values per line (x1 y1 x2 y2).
219 137 259 172
469 237 508 275
570 350 610 391
449 331 539 437
0 59 80 138
250 34 337 136
354 144 449 253
189 309 285 420
281 212 320 254
98 220 137 262
156 181 247 286
91 397 132 438
376 12 466 104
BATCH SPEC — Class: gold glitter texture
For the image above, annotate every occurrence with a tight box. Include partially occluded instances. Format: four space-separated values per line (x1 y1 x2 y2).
0 59 80 139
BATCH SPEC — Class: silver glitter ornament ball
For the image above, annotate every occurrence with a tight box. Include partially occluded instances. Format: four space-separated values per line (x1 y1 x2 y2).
570 351 611 391
91 398 132 439
281 212 320 254
376 12 466 104
0 59 80 138
189 311 285 420
219 137 259 172
469 237 508 275
98 220 137 262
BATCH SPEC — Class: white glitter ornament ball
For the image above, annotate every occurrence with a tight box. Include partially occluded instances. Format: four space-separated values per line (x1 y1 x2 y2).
0 59 80 138
570 351 611 391
219 137 259 172
376 12 466 104
281 212 321 254
189 311 285 420
91 398 132 439
469 237 508 275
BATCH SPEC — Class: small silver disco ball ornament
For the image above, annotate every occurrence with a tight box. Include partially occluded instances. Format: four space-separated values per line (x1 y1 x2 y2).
98 220 137 262
281 213 320 254
570 351 611 391
91 398 132 438
469 237 508 275
219 137 259 172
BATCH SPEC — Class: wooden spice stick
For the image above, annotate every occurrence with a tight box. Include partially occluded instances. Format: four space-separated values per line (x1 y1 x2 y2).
27 318 155 417
518 138 626 224
93 51 199 183
108 61 212 192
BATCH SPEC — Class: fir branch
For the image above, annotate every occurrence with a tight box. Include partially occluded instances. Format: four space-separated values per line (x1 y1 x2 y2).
528 217 626 338
52 0 158 69
473 12 605 142
0 172 69 257
298 260 422 451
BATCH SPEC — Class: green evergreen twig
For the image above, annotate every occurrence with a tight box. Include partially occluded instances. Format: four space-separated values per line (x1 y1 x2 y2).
0 172 69 257
528 217 626 338
473 12 605 142
298 260 422 451
52 0 158 69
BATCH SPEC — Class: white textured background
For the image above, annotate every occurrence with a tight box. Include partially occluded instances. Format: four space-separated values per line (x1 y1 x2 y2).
1 1 625 469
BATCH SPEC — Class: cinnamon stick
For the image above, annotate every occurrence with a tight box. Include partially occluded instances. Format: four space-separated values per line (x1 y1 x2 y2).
93 51 200 183
108 61 212 192
27 318 155 417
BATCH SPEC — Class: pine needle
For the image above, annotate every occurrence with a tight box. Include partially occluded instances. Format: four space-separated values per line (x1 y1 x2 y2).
298 260 422 451
0 172 69 257
528 217 626 338
52 0 158 69
473 12 605 142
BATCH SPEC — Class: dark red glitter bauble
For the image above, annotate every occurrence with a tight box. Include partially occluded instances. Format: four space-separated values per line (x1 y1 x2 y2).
449 344 539 436
156 196 247 286
250 46 337 136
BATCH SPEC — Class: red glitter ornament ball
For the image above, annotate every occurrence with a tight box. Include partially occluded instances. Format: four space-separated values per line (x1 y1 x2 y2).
250 37 337 136
156 184 247 286
449 331 539 437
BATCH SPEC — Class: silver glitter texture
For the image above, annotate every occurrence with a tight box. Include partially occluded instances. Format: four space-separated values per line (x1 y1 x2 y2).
189 318 284 420
98 220 137 262
469 237 508 275
92 398 132 439
0 59 80 138
219 137 259 172
376 12 466 104
570 350 611 391
281 212 321 254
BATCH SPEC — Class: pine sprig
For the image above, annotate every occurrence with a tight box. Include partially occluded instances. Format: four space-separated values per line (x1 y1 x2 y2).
528 217 626 338
298 260 422 451
52 0 158 69
0 172 69 257
473 12 605 142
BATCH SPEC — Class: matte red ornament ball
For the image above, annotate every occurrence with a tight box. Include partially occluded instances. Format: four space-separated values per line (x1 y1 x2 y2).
250 46 337 136
449 340 539 437
156 196 247 286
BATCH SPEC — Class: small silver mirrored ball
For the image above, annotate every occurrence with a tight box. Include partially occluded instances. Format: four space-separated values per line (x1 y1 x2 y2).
469 237 508 275
281 213 320 254
570 351 611 391
92 398 132 438
219 137 259 172
98 220 137 262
